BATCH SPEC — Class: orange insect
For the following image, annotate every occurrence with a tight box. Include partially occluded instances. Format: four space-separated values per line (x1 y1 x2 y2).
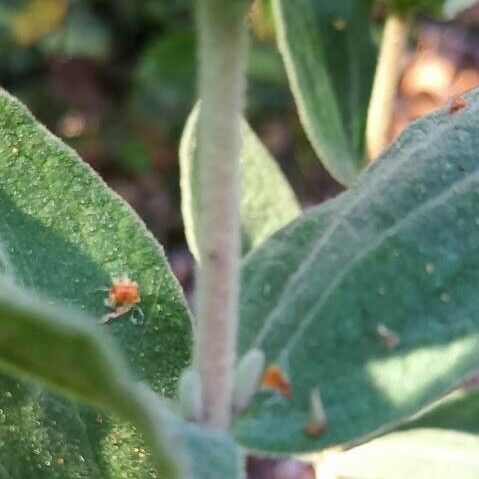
449 95 467 114
101 277 142 324
260 364 292 397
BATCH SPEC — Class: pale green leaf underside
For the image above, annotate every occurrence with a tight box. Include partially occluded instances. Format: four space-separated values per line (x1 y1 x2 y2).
320 389 479 478
272 0 376 185
0 88 192 477
180 105 300 259
235 89 479 453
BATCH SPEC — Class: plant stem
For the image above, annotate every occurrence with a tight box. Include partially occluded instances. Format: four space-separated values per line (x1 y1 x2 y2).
194 0 248 428
366 13 410 162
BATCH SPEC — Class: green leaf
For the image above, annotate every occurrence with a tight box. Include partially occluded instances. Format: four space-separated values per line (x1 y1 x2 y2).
180 105 300 259
234 89 479 453
272 0 376 185
0 278 244 478
316 389 479 477
0 88 192 476
0 277 181 477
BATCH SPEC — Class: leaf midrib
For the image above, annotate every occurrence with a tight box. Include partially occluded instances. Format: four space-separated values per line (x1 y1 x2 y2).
250 103 476 352
279 168 479 360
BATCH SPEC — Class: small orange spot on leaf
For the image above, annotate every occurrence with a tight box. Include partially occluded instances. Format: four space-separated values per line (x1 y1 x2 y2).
261 364 291 397
108 278 141 306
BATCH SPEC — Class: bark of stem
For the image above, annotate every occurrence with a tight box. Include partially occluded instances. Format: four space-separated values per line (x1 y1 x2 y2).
194 0 248 429
366 13 410 162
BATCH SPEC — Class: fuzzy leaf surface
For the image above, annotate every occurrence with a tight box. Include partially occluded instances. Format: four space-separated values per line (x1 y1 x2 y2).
0 88 192 477
235 89 479 453
180 105 300 259
0 279 182 477
272 0 376 185
0 279 243 479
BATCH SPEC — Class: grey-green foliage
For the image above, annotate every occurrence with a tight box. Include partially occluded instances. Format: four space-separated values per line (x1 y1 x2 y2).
0 277 244 479
272 0 376 185
234 89 479 453
169 414 245 479
180 105 300 259
0 277 180 478
0 87 192 477
126 387 245 479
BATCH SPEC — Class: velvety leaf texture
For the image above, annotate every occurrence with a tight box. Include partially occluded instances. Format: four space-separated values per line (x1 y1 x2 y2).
0 88 192 477
0 278 183 478
234 89 479 453
180 105 300 259
0 278 136 410
0 280 244 479
272 0 376 185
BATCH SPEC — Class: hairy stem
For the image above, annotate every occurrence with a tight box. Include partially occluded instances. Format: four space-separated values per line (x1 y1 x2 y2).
366 13 410 162
194 0 248 428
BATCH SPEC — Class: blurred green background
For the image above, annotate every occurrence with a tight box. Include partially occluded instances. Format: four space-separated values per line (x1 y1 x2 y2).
0 0 335 256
